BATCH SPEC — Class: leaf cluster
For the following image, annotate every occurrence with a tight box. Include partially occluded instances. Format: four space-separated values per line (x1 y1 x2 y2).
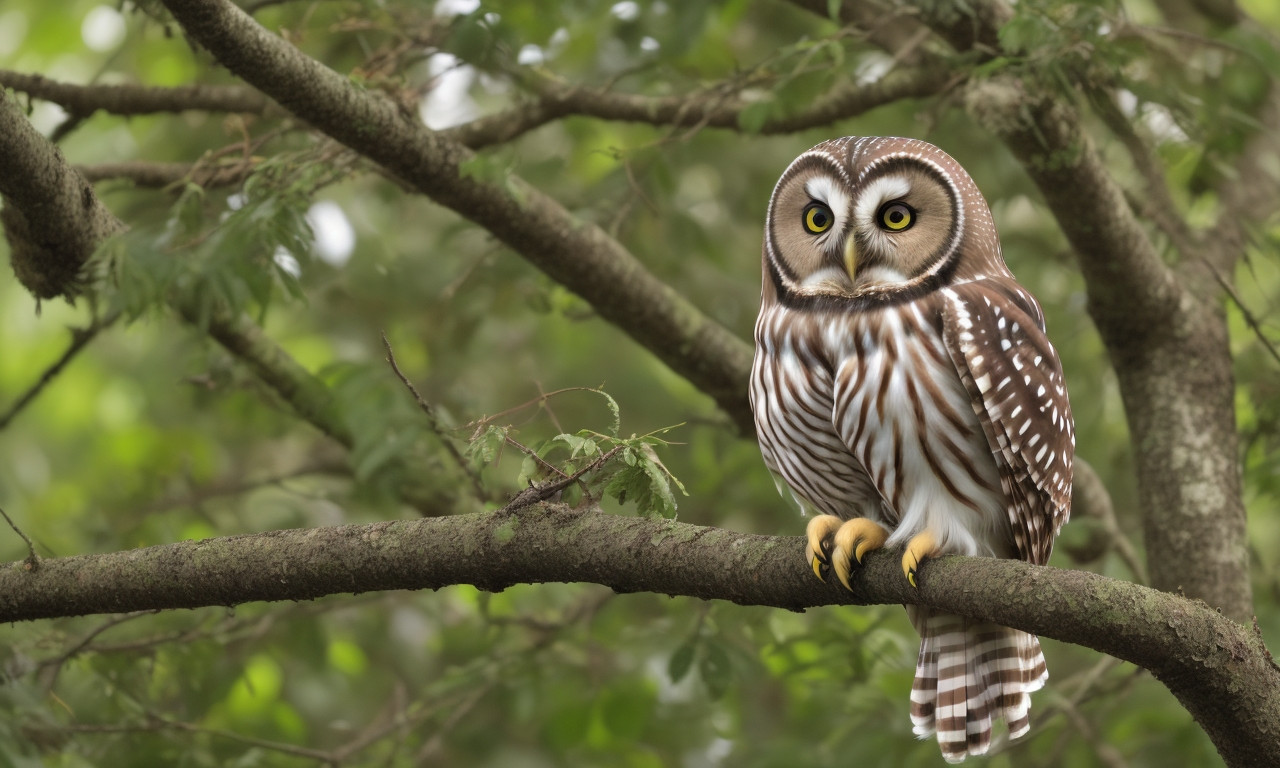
466 389 688 518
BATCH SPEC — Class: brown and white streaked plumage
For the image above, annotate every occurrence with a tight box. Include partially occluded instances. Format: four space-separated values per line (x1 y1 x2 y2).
750 137 1073 762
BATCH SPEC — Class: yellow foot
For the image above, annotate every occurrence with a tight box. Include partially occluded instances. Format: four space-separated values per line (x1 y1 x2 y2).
832 518 889 590
902 530 940 588
804 515 843 583
802 516 890 591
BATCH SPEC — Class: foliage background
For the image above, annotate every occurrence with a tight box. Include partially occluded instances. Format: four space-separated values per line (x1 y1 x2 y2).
1 0 1277 765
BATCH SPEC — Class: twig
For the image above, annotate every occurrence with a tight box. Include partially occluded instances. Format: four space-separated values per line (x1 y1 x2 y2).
466 386 608 434
501 434 572 480
0 313 117 430
1091 87 1200 260
1203 260 1280 368
1056 696 1130 768
498 444 624 514
0 70 270 116
0 506 39 570
381 332 490 502
129 456 348 517
37 610 158 692
413 683 494 762
441 65 948 150
1075 459 1148 584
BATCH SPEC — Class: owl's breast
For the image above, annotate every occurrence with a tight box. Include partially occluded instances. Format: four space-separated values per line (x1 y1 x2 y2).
750 306 883 519
829 300 1011 556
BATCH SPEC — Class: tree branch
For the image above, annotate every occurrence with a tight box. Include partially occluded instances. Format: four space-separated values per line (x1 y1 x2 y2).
159 0 759 432
0 70 270 116
0 85 478 518
0 313 116 430
0 91 123 298
0 504 1276 767
442 65 951 150
76 160 253 189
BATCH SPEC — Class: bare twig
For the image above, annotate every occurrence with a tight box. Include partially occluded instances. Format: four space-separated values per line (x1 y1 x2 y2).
0 314 117 430
1092 90 1201 260
466 387 611 434
0 506 39 570
1204 259 1280 368
76 159 259 190
1068 459 1148 584
414 683 493 762
0 70 271 116
130 457 349 517
498 444 624 514
1055 696 1130 768
442 65 950 150
381 332 490 502
36 610 158 691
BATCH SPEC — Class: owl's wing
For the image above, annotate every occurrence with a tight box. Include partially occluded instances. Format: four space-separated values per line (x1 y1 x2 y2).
940 278 1074 565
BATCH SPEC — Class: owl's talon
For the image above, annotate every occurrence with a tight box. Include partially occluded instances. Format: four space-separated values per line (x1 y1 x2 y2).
831 518 890 591
804 515 843 581
811 555 829 583
902 530 940 589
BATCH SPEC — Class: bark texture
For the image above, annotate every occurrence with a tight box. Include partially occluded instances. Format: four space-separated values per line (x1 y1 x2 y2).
0 92 122 298
2 505 1277 768
965 80 1252 620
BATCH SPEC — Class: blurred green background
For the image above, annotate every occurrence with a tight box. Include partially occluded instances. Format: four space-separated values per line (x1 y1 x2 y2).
1 0 1277 765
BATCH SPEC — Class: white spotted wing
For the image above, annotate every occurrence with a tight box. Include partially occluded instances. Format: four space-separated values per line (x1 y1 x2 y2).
941 278 1074 565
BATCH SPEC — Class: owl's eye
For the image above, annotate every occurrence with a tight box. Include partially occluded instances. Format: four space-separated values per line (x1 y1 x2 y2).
877 201 915 232
802 202 834 235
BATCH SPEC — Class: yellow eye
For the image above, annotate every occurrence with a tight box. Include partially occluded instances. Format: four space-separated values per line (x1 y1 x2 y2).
877 201 915 232
803 202 834 234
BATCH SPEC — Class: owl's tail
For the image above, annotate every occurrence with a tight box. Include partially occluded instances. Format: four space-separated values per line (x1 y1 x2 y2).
906 607 1048 763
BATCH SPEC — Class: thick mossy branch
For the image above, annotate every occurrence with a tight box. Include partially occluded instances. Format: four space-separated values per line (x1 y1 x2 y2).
161 0 760 432
0 84 477 517
0 92 123 298
957 75 1252 623
1 505 1277 767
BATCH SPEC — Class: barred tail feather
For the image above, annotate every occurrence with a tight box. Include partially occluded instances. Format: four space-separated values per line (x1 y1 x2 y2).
907 607 1047 763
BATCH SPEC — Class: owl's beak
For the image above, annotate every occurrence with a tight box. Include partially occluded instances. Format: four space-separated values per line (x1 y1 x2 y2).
842 236 858 282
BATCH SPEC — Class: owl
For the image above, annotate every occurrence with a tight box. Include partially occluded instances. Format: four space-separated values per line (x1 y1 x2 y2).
749 137 1074 762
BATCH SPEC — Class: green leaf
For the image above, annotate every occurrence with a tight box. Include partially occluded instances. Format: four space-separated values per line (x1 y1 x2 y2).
668 641 697 683
604 462 647 507
590 388 622 437
698 642 732 700
466 425 508 466
517 453 541 487
639 451 677 518
552 432 591 458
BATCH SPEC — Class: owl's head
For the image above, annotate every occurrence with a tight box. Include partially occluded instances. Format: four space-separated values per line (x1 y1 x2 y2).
762 137 1006 306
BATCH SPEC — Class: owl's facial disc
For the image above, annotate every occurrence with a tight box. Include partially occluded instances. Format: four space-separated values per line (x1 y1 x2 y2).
848 166 957 288
767 167 856 296
767 155 960 299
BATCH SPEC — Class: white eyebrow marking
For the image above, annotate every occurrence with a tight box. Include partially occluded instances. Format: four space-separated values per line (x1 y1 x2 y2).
802 176 851 235
854 175 911 227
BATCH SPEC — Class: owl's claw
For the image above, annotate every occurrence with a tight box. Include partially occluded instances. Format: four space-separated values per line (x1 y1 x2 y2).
805 516 890 590
804 515 842 583
902 529 940 589
832 518 890 591
811 553 828 582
